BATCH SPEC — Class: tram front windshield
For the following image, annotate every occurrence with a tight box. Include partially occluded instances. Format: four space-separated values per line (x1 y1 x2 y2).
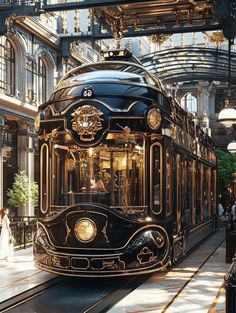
50 134 145 214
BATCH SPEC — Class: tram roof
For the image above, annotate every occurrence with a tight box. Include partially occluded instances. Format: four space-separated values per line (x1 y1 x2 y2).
55 61 165 92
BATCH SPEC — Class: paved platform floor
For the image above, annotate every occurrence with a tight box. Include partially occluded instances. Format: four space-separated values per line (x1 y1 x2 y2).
0 229 229 312
0 248 57 304
108 229 228 313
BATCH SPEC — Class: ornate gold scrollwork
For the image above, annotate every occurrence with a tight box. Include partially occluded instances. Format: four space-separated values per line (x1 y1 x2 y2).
149 34 170 45
203 31 225 47
101 221 109 243
170 124 177 139
39 128 59 141
137 247 156 265
64 220 71 244
71 105 103 141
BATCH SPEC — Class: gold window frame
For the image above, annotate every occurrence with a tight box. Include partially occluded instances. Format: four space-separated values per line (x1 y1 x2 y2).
150 142 163 214
40 143 49 214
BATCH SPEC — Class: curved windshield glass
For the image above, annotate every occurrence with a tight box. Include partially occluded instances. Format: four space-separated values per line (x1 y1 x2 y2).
50 134 146 215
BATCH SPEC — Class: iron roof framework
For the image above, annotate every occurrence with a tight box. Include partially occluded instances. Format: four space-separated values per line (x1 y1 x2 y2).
140 47 236 85
0 0 235 57
0 0 235 89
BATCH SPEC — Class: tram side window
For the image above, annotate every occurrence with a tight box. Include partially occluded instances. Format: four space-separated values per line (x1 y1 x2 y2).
192 161 197 225
211 170 217 216
184 160 192 227
166 148 172 217
40 144 49 214
176 154 182 233
196 164 202 223
203 166 208 220
152 144 162 213
181 159 187 224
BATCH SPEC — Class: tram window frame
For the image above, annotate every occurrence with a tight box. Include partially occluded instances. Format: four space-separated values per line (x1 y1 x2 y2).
192 161 197 225
196 163 202 224
150 143 163 214
212 170 217 215
40 143 49 214
184 159 192 227
207 167 211 219
50 134 147 214
176 154 181 233
202 165 210 221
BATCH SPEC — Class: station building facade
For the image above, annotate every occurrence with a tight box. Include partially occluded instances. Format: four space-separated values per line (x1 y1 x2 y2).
0 13 102 216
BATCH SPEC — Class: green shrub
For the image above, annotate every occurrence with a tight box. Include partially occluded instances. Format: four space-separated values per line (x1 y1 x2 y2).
7 171 38 209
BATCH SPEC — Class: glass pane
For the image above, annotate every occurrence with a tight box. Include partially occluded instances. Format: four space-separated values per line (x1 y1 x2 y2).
176 154 181 233
51 134 146 214
40 144 48 213
152 144 162 213
166 148 172 216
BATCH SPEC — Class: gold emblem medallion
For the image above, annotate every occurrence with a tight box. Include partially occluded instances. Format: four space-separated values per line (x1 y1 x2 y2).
71 105 103 141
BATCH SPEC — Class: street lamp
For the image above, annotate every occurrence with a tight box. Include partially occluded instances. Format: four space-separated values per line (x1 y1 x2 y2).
218 38 236 125
227 141 236 153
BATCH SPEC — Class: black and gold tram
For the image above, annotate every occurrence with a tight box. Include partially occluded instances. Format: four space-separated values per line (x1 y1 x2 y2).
33 51 217 276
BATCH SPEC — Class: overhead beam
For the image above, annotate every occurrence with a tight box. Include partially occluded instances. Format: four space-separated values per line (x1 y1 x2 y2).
41 0 153 12
60 22 221 57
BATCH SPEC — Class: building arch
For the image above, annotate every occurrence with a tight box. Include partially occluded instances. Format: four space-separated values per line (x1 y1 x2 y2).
34 47 56 105
7 34 26 100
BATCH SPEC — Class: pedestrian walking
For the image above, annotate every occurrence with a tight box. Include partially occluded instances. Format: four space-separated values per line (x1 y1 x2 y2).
0 207 14 264
231 200 236 222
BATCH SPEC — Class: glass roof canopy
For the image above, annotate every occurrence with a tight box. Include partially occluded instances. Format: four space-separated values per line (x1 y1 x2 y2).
140 47 236 85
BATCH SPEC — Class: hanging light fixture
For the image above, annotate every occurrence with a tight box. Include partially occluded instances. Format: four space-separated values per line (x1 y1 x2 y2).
227 141 236 153
218 38 236 124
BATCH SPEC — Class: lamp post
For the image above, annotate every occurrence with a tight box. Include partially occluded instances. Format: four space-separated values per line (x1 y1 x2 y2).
218 38 236 124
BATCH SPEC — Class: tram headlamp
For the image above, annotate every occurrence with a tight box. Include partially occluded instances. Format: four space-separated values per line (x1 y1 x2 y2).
34 113 41 132
74 218 97 243
147 108 161 130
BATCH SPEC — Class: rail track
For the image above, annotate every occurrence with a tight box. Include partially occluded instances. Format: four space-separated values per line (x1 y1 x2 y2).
1 230 226 313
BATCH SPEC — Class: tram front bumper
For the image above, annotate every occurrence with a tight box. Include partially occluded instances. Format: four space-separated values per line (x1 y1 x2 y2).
34 225 170 276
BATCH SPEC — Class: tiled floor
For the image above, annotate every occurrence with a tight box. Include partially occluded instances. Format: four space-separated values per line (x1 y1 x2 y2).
0 229 229 313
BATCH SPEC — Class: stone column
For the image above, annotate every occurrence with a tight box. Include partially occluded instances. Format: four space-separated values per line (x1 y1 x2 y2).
197 82 210 116
18 120 36 216
0 113 4 210
27 122 36 216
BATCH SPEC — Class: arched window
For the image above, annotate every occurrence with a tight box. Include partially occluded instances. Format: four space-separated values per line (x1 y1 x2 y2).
181 93 197 113
37 57 47 104
0 38 15 95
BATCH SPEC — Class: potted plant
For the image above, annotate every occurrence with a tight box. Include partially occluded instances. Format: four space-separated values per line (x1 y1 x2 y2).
7 171 38 216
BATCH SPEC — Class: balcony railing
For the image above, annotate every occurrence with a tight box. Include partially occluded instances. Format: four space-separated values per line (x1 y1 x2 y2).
0 216 37 249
